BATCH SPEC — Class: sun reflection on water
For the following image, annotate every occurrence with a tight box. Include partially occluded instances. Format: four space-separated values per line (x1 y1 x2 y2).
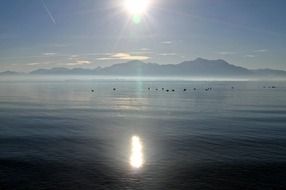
130 135 144 169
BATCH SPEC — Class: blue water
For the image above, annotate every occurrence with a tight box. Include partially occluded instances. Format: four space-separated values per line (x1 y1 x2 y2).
0 79 286 189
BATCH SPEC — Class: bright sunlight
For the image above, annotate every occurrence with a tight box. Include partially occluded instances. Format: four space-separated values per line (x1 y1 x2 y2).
123 0 151 24
123 0 151 15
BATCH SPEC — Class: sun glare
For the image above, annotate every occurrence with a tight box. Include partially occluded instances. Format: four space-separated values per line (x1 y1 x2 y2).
123 0 151 16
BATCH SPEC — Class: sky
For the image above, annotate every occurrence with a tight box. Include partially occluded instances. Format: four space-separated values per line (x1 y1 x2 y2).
0 0 286 72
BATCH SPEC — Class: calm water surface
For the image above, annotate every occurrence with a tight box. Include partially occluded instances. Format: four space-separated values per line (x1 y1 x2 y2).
0 79 286 189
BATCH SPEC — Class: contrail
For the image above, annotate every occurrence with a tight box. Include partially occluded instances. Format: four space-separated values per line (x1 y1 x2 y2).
41 0 56 24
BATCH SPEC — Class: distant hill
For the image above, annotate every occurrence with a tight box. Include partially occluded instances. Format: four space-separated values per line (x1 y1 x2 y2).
0 71 20 75
30 67 100 75
252 69 286 78
165 58 252 77
3 58 286 79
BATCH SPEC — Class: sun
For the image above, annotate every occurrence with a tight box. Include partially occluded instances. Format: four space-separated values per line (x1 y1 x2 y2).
123 0 151 16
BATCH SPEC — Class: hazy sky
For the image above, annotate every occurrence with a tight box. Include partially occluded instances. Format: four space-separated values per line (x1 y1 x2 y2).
0 0 286 72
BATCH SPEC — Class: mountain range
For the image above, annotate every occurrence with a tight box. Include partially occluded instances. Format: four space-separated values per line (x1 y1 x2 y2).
1 58 286 79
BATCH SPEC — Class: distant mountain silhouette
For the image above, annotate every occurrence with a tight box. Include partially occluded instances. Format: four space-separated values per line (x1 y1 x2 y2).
169 58 252 77
3 58 286 78
30 67 100 75
0 71 20 75
252 69 286 77
91 58 254 77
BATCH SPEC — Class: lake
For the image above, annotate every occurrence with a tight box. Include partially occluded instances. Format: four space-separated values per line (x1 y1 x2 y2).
0 78 286 189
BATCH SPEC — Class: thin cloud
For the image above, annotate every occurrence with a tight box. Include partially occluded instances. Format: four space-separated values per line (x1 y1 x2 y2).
69 54 80 59
112 53 130 58
254 49 268 53
26 62 51 66
43 52 57 56
139 48 151 51
96 57 115 61
245 54 256 58
159 53 177 56
161 41 173 45
217 51 236 55
97 53 150 61
27 63 41 66
66 60 91 66
67 54 92 65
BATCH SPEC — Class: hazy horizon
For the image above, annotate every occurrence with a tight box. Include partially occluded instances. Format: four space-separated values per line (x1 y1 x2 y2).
2 58 286 81
1 58 286 73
